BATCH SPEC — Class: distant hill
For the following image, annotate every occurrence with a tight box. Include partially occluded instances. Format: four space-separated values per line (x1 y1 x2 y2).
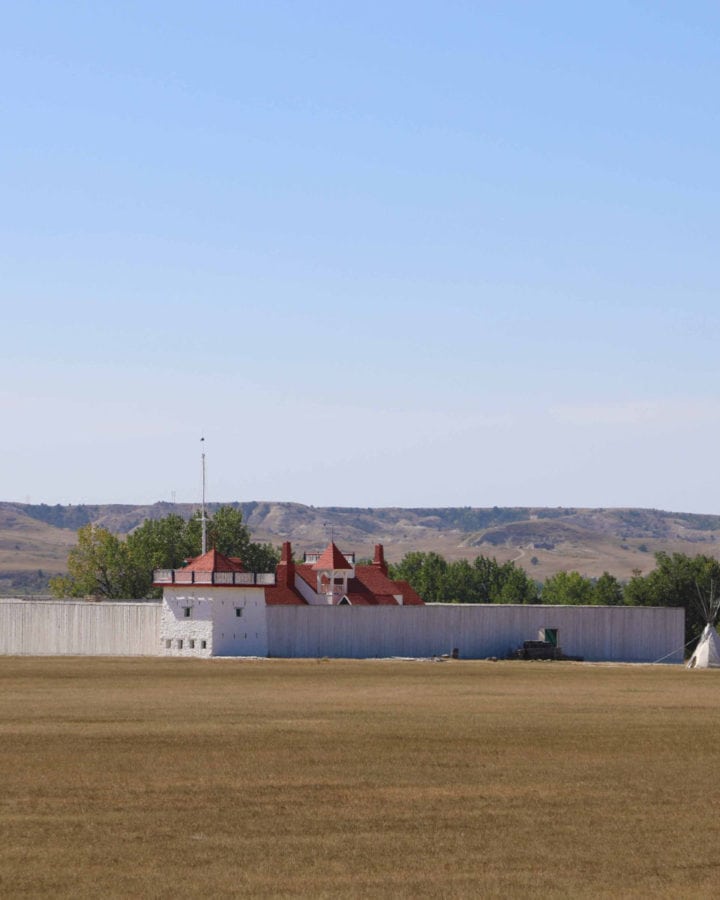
2 500 719 595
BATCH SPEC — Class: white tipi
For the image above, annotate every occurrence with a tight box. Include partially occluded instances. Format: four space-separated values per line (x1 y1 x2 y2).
688 581 720 669
688 624 720 668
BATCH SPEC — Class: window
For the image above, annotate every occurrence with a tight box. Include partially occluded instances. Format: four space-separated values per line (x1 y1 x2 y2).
235 608 243 617
177 639 183 650
182 607 191 618
200 640 207 650
165 639 171 649
189 639 195 649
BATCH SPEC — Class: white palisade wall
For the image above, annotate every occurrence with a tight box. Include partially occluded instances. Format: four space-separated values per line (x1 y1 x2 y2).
0 600 160 656
0 599 684 663
161 586 268 657
266 604 685 663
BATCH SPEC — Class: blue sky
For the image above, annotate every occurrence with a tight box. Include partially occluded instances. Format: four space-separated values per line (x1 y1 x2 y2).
2 2 720 511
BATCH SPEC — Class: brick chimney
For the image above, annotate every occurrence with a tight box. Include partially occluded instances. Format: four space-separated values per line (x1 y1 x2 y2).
276 541 295 588
373 543 388 576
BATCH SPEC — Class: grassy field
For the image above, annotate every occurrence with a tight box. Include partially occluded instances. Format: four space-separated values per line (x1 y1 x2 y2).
1 658 719 898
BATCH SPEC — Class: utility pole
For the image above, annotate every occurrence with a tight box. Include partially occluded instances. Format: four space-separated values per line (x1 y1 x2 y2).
201 436 207 555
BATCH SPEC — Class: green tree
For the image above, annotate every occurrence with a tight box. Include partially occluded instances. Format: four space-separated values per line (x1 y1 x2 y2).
128 514 192 566
472 555 504 602
593 572 624 606
391 552 539 604
50 525 139 599
624 551 720 644
182 505 250 558
125 514 192 598
243 541 281 573
445 559 482 603
495 562 539 604
416 552 448 602
210 505 250 557
390 551 448 601
51 507 279 599
542 571 594 605
390 551 426 588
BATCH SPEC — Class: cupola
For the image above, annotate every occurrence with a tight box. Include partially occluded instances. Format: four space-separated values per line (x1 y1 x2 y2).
311 541 354 603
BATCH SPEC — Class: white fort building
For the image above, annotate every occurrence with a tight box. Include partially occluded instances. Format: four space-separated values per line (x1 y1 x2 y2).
0 540 684 662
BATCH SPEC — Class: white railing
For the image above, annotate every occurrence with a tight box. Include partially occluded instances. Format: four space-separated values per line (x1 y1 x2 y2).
153 570 276 586
303 550 355 565
255 573 276 585
234 573 256 585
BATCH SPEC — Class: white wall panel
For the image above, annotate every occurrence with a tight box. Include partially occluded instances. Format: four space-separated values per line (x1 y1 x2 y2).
0 600 685 663
267 605 685 663
0 600 161 656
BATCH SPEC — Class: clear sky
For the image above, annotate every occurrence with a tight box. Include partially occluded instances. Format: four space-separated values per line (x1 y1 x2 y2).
2 2 719 512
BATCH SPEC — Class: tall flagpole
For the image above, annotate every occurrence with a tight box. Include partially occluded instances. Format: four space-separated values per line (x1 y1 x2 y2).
201 436 207 555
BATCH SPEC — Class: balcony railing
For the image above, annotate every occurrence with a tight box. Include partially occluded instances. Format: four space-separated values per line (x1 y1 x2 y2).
303 550 355 565
154 569 276 586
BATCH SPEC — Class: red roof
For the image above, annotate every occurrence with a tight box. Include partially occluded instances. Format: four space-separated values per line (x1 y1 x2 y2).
392 579 424 606
162 542 424 607
268 559 425 606
182 548 246 573
346 566 424 605
264 585 307 605
312 542 353 571
342 590 399 606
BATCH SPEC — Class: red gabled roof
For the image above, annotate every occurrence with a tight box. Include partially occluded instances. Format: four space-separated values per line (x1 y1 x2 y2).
344 592 399 606
264 585 308 605
280 562 425 606
312 542 353 571
182 548 246 573
347 566 425 606
391 579 425 606
295 564 318 590
263 543 425 606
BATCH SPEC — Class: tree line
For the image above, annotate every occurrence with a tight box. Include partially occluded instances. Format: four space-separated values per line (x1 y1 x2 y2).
50 506 279 600
390 550 720 643
51 510 719 645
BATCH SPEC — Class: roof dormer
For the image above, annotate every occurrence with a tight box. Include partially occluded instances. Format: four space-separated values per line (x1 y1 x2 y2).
310 541 354 602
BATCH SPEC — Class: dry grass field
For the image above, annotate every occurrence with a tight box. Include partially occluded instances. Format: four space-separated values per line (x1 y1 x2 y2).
1 658 719 898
